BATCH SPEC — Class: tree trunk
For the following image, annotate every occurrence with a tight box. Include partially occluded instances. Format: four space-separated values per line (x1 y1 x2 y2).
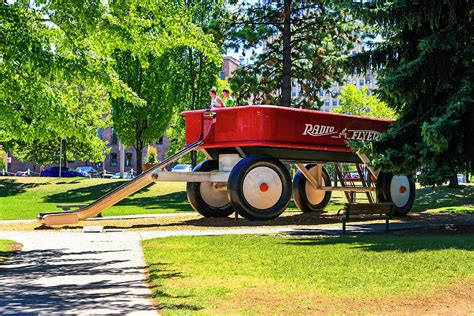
465 173 470 183
191 151 197 169
281 0 292 107
135 146 143 174
448 174 459 188
62 141 68 167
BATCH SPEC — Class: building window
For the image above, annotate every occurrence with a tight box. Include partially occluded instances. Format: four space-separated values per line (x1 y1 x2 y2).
352 80 357 85
291 91 297 97
325 90 330 96
332 100 338 106
319 90 324 96
325 100 330 106
351 50 356 56
125 153 132 167
111 128 118 145
366 90 371 96
98 129 103 139
366 79 371 85
110 153 117 166
360 79 365 86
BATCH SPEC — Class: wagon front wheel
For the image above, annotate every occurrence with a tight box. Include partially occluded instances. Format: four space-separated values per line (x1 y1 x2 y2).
187 160 234 218
227 155 292 221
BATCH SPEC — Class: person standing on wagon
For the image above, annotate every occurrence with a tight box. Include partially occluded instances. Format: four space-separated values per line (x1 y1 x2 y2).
209 87 225 109
222 88 235 107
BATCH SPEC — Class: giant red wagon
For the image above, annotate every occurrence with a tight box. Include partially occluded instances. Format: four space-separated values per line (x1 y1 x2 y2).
38 105 415 226
181 105 414 221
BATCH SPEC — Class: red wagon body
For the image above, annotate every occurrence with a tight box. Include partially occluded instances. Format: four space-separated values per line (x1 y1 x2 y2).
183 105 391 163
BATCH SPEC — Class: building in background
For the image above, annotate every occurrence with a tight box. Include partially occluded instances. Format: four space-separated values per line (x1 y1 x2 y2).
6 128 169 175
221 55 240 79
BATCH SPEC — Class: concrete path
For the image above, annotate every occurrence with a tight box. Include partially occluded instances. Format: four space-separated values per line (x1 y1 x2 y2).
0 218 472 314
0 232 156 315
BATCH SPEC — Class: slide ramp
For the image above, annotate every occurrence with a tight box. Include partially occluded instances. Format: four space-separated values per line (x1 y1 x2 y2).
38 140 202 226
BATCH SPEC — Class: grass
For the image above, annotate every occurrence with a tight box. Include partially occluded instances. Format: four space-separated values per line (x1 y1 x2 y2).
143 234 474 314
412 184 474 214
0 177 472 220
0 176 193 220
0 240 17 263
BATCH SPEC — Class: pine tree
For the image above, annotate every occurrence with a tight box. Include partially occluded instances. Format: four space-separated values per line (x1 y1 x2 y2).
227 0 357 108
350 0 473 185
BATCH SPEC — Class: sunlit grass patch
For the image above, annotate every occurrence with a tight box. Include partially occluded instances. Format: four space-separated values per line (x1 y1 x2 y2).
143 234 474 314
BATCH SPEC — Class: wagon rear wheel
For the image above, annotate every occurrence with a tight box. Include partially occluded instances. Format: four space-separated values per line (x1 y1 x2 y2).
227 155 292 221
187 160 234 218
376 172 415 216
293 164 332 212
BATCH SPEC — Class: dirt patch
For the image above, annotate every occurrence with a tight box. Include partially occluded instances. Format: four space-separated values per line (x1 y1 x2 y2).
212 278 474 315
1 212 473 233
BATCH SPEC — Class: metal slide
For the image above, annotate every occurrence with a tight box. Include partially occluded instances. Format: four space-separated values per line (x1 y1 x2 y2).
38 140 203 226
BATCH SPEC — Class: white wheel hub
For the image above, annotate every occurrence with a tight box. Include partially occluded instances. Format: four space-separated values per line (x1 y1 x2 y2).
242 166 283 210
305 166 327 205
200 182 229 208
389 176 410 208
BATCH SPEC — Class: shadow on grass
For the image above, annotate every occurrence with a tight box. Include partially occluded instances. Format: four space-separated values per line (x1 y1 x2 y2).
282 232 474 252
0 179 46 197
412 185 474 213
44 181 193 212
146 262 201 312
44 181 129 203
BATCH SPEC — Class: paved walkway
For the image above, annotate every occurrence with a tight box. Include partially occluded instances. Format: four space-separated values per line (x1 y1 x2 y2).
0 232 156 315
0 218 472 314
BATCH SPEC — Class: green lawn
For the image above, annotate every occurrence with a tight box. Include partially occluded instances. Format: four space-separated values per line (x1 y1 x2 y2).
0 177 472 220
0 240 17 263
143 234 474 314
0 177 193 220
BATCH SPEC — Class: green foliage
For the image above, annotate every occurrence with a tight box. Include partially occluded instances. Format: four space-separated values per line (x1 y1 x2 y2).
348 0 473 185
146 147 158 164
0 2 111 161
227 0 357 108
331 84 396 119
165 1 227 162
0 150 5 170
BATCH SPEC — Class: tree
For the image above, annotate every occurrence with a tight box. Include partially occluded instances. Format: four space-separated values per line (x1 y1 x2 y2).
227 0 357 108
108 2 221 173
165 0 227 165
0 2 113 161
331 84 396 119
349 0 473 186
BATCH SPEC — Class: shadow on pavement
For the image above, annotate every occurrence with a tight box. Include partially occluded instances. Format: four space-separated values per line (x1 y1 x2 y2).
0 247 158 314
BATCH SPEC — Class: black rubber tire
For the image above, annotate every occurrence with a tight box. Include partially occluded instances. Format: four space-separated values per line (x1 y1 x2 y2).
186 160 234 217
227 155 292 221
376 172 416 216
292 165 332 212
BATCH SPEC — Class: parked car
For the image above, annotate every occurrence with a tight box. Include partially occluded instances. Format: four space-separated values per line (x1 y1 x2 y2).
15 170 29 177
76 166 98 178
172 164 192 172
40 166 81 177
110 172 134 179
344 172 361 181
